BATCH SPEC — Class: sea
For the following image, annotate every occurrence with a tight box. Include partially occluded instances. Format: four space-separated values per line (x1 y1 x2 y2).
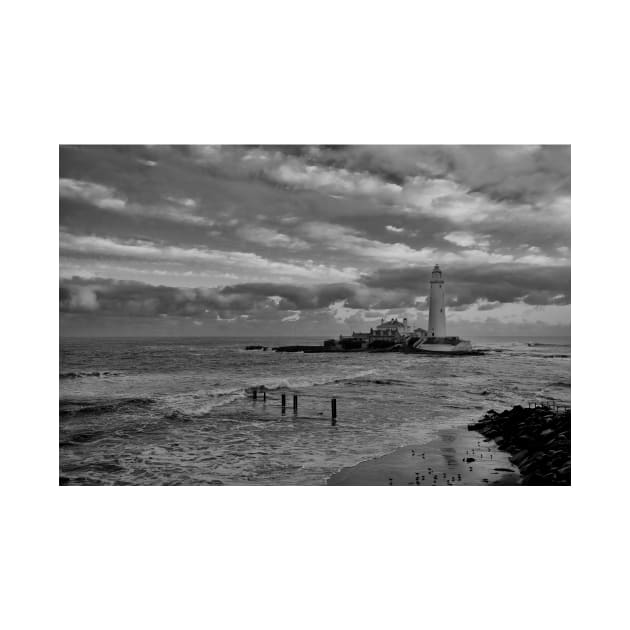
59 336 571 485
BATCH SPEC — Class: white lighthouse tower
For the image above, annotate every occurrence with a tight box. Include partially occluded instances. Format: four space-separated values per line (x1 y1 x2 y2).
413 264 473 354
428 264 447 337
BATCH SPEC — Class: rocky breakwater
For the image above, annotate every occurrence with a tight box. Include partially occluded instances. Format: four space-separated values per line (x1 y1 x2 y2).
468 405 571 485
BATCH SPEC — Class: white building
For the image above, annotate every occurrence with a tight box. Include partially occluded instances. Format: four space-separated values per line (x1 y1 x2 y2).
372 317 409 339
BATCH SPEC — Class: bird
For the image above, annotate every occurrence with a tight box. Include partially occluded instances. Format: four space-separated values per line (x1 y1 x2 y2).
388 477 393 485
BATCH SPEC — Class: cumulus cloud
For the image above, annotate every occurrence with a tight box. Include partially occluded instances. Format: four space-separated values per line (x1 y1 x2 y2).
60 178 126 210
60 277 268 318
236 226 309 250
60 178 214 226
59 232 357 285
443 231 490 249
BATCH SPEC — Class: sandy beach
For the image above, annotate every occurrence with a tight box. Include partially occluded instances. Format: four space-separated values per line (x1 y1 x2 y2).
328 425 521 486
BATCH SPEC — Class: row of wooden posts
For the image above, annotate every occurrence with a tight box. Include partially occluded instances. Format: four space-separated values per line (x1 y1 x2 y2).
529 401 570 412
251 389 338 425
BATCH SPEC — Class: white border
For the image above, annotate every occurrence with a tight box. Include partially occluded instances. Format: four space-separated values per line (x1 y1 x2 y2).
6 1 627 629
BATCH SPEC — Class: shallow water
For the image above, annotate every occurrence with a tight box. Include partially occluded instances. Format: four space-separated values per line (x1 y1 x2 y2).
59 335 571 485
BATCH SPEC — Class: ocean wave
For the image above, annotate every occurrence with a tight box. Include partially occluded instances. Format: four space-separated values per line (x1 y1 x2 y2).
162 388 246 418
162 369 388 418
60 371 122 379
61 461 125 474
549 381 571 388
527 343 571 347
542 354 571 359
60 397 155 417
340 377 408 386
60 430 106 447
246 369 379 392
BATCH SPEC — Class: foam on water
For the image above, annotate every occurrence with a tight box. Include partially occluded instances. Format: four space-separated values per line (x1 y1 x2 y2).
59 335 571 485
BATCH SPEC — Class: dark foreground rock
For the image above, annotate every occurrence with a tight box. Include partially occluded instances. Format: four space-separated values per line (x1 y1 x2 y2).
468 405 571 485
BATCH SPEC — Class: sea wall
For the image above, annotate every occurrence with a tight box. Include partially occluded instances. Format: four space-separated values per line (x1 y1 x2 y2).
468 405 571 485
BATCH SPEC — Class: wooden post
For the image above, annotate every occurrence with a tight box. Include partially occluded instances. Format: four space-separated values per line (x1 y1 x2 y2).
281 394 286 408
293 394 298 412
263 391 266 401
331 398 337 425
253 389 257 400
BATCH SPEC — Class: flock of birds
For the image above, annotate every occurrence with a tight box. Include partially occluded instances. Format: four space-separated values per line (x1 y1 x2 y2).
387 441 497 486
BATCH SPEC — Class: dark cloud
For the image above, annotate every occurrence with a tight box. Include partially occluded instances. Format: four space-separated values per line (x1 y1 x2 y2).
60 277 268 318
362 263 570 307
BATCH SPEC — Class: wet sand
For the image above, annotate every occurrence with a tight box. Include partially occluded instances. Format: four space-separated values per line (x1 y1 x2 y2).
327 425 521 486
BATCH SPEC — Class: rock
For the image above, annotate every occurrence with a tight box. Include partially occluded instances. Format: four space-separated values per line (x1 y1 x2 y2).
468 403 570 486
466 457 476 463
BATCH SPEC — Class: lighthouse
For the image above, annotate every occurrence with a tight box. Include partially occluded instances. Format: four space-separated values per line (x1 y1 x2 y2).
428 264 446 337
413 264 473 353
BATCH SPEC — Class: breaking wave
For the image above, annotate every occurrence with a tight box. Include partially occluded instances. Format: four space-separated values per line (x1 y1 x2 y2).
60 397 155 417
161 369 392 419
163 388 246 418
60 371 122 379
246 369 379 392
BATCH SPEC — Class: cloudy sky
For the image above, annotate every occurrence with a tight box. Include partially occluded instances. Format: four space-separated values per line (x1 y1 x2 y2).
59 145 570 337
